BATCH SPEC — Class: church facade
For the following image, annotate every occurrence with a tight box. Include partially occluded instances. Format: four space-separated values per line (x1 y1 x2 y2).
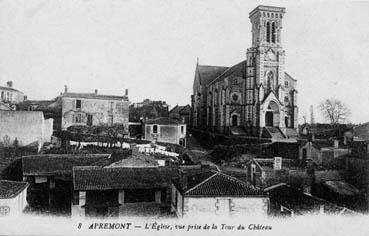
191 5 298 139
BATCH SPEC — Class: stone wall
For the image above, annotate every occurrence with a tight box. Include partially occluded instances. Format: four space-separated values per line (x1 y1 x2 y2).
182 196 268 217
0 111 53 147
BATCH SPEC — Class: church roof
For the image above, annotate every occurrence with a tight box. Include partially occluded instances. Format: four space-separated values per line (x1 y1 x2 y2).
208 60 247 86
285 72 297 81
197 65 229 86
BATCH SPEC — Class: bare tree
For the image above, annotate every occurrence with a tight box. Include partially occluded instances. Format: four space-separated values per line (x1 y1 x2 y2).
319 98 351 124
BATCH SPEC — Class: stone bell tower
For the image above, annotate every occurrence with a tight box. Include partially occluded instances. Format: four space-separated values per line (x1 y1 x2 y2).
245 6 289 136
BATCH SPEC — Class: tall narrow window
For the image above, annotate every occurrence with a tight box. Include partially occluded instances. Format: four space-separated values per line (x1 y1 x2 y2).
76 99 81 109
266 22 270 43
271 22 276 43
267 71 274 92
153 125 158 134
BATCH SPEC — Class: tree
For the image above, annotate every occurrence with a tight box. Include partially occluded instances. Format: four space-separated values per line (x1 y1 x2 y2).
319 98 351 125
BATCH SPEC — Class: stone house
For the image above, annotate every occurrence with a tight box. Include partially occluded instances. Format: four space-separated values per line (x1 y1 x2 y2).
246 157 299 189
0 81 26 106
0 180 29 217
145 117 187 146
61 87 129 130
299 140 349 165
171 169 268 218
0 111 53 147
191 5 298 139
22 154 112 215
265 183 358 216
169 105 191 125
72 166 177 217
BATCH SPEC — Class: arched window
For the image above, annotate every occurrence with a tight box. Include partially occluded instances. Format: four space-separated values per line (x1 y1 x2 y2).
266 22 270 43
271 22 276 43
252 57 256 66
153 125 158 134
267 71 274 92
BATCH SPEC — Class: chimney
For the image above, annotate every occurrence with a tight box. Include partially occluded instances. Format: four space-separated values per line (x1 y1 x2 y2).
334 140 339 148
273 157 282 170
125 89 128 96
94 89 98 95
64 85 68 93
6 81 13 88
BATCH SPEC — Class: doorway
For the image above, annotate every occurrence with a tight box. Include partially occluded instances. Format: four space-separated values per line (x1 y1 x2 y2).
265 111 273 127
231 115 238 127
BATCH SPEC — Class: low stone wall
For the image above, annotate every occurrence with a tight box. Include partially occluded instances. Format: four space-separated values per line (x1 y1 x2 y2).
189 128 271 148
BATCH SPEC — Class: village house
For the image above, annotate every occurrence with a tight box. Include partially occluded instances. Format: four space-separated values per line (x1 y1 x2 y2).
145 117 187 146
0 180 29 217
61 86 129 130
299 140 349 166
246 157 302 189
72 166 177 217
129 99 169 122
22 154 112 215
0 110 53 148
169 105 191 125
265 183 358 216
171 168 269 218
0 81 26 107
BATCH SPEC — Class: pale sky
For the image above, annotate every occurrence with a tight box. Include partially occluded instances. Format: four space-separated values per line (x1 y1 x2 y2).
0 0 369 124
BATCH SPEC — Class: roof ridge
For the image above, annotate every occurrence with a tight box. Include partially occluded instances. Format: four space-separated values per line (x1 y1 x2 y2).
216 171 256 189
185 171 218 194
207 60 247 87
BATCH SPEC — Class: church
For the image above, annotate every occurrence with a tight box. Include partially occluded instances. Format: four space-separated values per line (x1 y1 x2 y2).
191 5 298 139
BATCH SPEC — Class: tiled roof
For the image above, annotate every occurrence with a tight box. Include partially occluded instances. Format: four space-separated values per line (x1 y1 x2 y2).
22 154 110 177
73 166 177 190
62 92 128 101
107 154 159 167
0 180 29 199
145 117 183 125
169 105 191 115
208 60 247 86
176 171 265 197
197 65 229 86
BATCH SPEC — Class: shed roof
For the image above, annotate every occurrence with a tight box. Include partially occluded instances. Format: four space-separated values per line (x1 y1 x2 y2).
22 154 110 177
73 166 177 190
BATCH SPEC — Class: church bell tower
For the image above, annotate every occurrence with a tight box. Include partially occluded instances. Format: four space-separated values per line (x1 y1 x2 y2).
245 6 288 135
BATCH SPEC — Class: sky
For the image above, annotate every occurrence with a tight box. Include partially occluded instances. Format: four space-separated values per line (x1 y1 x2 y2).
0 0 369 124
